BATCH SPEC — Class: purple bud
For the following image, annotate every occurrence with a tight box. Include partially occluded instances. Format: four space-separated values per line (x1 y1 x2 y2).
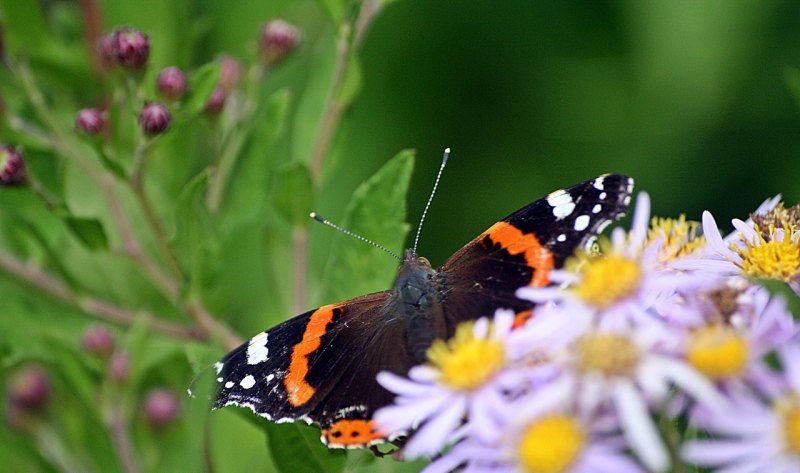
112 27 150 70
0 145 26 186
143 388 181 428
81 326 115 356
7 365 50 410
138 102 171 135
217 55 242 91
259 19 300 66
203 87 226 115
97 33 117 69
75 108 106 135
109 352 130 383
157 66 187 101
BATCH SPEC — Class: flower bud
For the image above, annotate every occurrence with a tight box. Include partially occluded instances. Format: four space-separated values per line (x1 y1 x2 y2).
143 388 181 428
203 87 226 115
109 352 130 383
138 102 171 135
259 19 300 66
75 108 106 135
81 325 115 356
157 66 187 101
97 33 117 68
0 145 26 186
7 365 50 410
217 55 242 90
112 27 150 70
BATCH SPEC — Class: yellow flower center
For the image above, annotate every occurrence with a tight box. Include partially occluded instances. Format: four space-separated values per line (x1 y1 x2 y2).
574 333 640 377
686 325 749 380
427 322 505 390
573 254 641 308
518 415 585 473
735 225 800 281
784 406 800 454
648 215 706 261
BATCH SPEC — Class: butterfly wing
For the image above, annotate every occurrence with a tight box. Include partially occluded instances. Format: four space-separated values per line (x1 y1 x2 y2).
437 173 634 324
213 291 414 448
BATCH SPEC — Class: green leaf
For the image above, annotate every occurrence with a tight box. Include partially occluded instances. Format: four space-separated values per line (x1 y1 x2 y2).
62 216 109 251
185 62 221 115
316 0 350 25
273 162 314 228
336 53 362 110
173 171 217 291
263 421 346 473
784 67 800 111
321 149 414 303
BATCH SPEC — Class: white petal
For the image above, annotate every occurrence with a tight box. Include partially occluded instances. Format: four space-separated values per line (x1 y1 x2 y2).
403 395 467 457
629 192 651 251
612 381 670 472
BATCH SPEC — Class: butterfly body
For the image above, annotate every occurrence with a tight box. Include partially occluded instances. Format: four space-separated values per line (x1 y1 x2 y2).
212 173 634 448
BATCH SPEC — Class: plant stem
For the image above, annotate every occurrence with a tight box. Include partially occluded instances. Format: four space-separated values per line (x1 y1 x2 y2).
79 0 104 74
109 404 140 473
129 140 185 280
0 248 204 340
292 229 308 313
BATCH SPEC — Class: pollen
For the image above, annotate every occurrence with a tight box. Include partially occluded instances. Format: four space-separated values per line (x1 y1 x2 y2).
573 254 641 308
427 322 505 391
648 215 706 261
735 225 800 282
517 415 585 473
686 325 749 380
780 403 800 453
574 333 640 377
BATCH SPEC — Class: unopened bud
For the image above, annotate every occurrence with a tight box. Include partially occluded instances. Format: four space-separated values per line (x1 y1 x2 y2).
203 87 226 115
0 145 26 186
109 352 130 383
81 325 115 356
75 108 106 135
143 388 181 428
138 102 171 136
113 27 150 70
259 19 300 66
157 66 187 101
217 55 242 90
8 365 50 410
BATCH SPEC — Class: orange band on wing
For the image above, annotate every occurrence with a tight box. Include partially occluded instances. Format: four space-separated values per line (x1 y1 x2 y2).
322 419 385 447
284 305 338 407
512 309 534 329
484 221 554 287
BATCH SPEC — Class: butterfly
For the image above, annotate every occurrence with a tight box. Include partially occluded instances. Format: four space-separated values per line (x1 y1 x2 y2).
211 172 633 448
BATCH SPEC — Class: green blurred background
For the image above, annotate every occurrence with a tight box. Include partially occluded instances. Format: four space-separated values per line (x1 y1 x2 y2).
2 0 800 471
37 0 800 264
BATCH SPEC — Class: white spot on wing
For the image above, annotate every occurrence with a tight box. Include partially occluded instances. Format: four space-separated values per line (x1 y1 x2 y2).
547 190 576 220
599 192 607 200
593 176 605 190
266 374 275 383
592 204 602 214
216 377 223 383
557 233 566 242
225 381 234 389
214 362 223 374
623 195 632 205
246 332 269 365
574 215 591 231
240 375 256 389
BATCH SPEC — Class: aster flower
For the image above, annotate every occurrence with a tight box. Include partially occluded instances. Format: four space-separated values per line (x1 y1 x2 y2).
519 192 708 330
374 309 538 457
674 201 800 295
424 375 645 473
682 343 800 472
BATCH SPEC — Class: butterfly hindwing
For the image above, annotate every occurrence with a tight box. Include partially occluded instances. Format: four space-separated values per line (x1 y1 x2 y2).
213 291 415 447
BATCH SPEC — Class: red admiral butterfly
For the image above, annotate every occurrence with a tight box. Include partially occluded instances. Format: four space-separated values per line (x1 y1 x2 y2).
212 170 633 448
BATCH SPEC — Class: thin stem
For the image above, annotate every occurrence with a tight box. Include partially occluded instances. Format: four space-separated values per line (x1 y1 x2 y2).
292 229 308 314
186 298 242 351
109 405 140 473
102 174 180 299
79 0 104 74
658 414 686 473
129 140 184 280
0 249 203 340
307 22 353 184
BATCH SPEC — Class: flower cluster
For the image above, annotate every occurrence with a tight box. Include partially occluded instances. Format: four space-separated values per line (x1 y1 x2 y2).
375 191 800 472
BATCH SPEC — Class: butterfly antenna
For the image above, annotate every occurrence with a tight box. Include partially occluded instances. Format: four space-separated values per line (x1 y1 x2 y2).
412 147 450 256
310 212 401 261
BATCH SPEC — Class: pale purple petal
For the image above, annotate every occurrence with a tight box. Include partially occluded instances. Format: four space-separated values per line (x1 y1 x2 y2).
612 381 669 472
628 192 651 251
377 371 433 397
403 395 467 457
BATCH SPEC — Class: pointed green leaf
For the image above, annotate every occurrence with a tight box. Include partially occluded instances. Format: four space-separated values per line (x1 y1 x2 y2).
273 162 314 228
321 149 414 302
173 171 217 291
185 62 221 115
263 421 346 473
62 216 109 251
